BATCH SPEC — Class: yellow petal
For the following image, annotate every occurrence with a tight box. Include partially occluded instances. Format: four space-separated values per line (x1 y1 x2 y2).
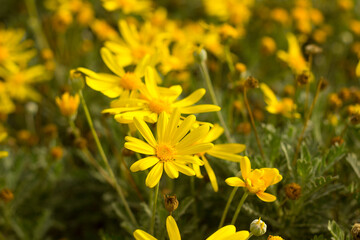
211 144 246 154
206 225 236 240
172 88 206 108
260 83 278 106
201 124 224 143
175 124 209 149
133 117 157 147
145 67 159 99
164 109 180 142
133 229 157 240
119 20 138 47
146 162 164 188
115 110 153 124
202 156 218 192
130 156 159 172
174 155 203 166
172 162 195 176
180 104 220 114
226 231 250 240
0 151 8 158
240 157 251 179
125 136 155 155
164 162 179 179
100 47 125 77
170 115 196 145
356 60 360 77
256 192 277 202
207 150 246 163
193 163 203 178
157 112 168 143
176 143 213 155
166 216 181 240
225 177 245 187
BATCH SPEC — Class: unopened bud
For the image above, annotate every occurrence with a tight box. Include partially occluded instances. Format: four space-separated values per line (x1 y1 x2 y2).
194 48 207 63
164 195 179 215
70 69 85 92
250 218 267 236
352 223 360 240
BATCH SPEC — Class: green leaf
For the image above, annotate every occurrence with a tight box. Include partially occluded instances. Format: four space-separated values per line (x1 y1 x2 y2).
328 220 345 240
346 153 360 179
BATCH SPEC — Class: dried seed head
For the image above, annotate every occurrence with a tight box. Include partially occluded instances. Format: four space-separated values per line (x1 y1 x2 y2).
245 76 259 89
339 88 351 101
164 195 179 215
285 183 302 200
350 114 360 125
0 188 14 203
296 71 310 86
330 136 344 146
305 44 323 55
319 77 328 91
51 146 64 160
236 122 252 135
74 137 87 149
352 223 360 240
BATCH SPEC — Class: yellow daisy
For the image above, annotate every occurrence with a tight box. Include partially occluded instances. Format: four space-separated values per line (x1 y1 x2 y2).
103 67 220 123
134 215 249 240
102 0 152 14
193 124 247 192
226 157 283 202
76 47 152 98
125 109 213 188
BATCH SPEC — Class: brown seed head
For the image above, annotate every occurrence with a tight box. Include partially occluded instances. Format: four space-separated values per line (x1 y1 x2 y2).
244 76 259 89
0 188 14 203
74 137 87 149
51 146 64 160
296 71 310 86
352 223 360 240
320 78 329 91
330 136 344 146
350 114 360 125
285 183 302 200
339 88 351 101
164 195 179 215
42 124 58 139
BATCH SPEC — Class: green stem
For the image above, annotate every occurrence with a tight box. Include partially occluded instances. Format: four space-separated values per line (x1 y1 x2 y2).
231 191 249 225
219 187 238 228
79 90 137 226
191 176 198 218
150 183 160 235
245 233 254 240
199 61 233 143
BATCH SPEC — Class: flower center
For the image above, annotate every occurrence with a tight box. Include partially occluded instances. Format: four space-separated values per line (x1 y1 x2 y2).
156 144 175 162
119 72 142 90
148 99 171 114
132 45 148 61
0 46 9 63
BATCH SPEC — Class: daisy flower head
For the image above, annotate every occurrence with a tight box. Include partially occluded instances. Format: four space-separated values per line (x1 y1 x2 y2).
104 66 221 123
125 109 214 188
193 124 247 192
226 157 283 202
134 215 180 240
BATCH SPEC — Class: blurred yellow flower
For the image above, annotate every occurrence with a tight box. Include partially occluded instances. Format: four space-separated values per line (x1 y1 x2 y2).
55 92 80 117
193 124 247 192
103 67 220 123
0 130 8 159
102 0 152 14
125 110 213 188
226 157 282 202
277 33 308 74
260 83 300 118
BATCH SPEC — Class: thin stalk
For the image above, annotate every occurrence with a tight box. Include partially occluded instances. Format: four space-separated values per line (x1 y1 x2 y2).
150 183 160 235
293 78 323 166
243 88 265 159
304 54 313 113
219 187 238 228
245 233 254 240
230 191 249 225
191 176 198 218
199 61 233 143
79 90 137 226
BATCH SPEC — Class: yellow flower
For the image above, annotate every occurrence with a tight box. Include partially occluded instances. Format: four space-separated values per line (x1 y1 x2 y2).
125 109 213 188
260 83 300 119
0 130 8 159
102 0 152 14
268 235 284 240
55 92 80 117
90 19 119 41
134 216 249 240
103 67 220 123
226 157 282 202
193 124 247 192
134 215 180 240
277 33 308 75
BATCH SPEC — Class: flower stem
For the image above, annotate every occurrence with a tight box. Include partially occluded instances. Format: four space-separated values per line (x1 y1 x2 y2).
231 191 249 225
150 183 160 235
293 78 323 166
199 61 233 143
243 87 265 159
245 233 254 240
219 187 238 228
78 90 137 226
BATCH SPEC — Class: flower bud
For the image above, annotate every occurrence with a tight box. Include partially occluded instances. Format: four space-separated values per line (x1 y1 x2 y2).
296 71 310 86
352 223 360 240
70 69 85 92
250 218 267 236
55 92 80 118
244 76 259 89
164 195 179 215
194 48 207 63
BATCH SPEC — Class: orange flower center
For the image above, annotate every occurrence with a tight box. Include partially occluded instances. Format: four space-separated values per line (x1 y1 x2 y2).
132 45 148 61
119 72 142 90
148 99 171 114
156 144 175 162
